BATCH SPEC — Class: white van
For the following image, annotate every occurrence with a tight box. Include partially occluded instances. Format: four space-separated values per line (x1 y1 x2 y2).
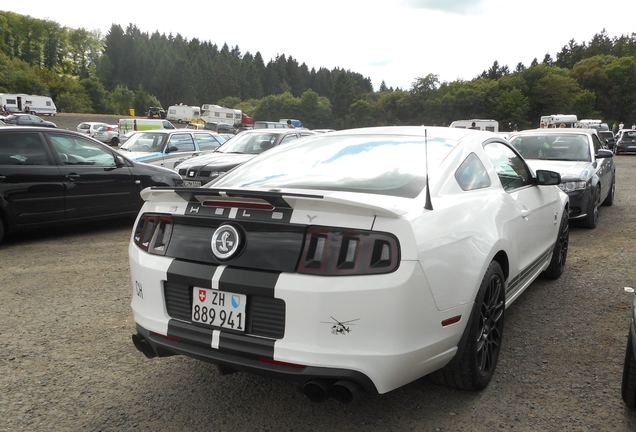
118 119 176 143
450 119 499 132
166 105 201 123
0 93 57 115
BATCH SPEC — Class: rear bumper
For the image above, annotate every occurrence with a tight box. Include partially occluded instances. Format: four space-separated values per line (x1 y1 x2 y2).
134 323 378 393
129 243 469 394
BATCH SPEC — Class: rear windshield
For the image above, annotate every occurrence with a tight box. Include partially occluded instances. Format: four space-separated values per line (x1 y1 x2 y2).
510 134 591 162
213 134 456 198
121 133 167 152
623 131 636 139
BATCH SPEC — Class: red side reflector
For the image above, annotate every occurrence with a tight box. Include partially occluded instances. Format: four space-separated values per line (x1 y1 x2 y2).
257 357 305 369
202 200 274 210
441 315 462 327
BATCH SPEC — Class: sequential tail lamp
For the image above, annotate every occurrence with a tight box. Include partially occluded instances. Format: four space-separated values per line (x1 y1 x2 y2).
297 226 400 276
133 214 174 255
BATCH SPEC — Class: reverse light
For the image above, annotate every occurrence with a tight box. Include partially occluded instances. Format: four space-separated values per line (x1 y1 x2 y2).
558 180 587 192
297 226 399 276
133 214 174 255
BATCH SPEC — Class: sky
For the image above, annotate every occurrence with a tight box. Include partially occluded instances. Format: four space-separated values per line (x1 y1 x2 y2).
4 0 636 90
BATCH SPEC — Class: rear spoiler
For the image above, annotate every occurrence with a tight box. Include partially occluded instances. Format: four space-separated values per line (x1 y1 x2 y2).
141 187 406 218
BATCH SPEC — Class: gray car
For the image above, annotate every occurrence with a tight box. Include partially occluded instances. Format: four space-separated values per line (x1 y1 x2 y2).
117 129 226 170
510 128 615 228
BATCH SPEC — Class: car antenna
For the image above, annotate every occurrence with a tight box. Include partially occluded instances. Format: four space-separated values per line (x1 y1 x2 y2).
424 128 433 210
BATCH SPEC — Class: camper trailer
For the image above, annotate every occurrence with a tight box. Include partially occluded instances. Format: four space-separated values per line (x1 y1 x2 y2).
166 104 201 123
0 93 57 115
539 114 578 128
201 104 243 127
449 119 499 132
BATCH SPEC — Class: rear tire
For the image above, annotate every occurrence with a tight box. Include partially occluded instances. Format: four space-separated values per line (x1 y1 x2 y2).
111 137 120 146
431 261 505 391
622 328 636 409
0 215 5 245
542 210 569 279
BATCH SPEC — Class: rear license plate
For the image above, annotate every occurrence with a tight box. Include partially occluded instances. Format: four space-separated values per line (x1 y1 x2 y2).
183 180 202 187
192 288 246 331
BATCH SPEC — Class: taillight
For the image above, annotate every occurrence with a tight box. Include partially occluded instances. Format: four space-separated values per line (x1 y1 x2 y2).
133 214 174 255
107 126 113 131
297 226 399 275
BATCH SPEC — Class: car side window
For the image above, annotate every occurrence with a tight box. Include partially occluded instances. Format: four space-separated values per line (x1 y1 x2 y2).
455 153 491 191
591 134 602 153
484 142 532 192
48 134 116 167
167 133 195 152
194 133 221 151
0 132 51 165
163 121 175 129
280 134 299 144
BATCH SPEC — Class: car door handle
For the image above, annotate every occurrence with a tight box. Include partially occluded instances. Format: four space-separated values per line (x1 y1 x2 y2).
520 208 530 219
66 173 81 181
0 175 6 181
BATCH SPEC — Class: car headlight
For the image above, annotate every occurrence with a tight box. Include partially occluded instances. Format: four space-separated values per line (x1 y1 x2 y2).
558 180 587 192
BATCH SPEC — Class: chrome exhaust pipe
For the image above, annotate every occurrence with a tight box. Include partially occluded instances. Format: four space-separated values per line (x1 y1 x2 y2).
302 380 329 402
132 333 157 359
330 380 360 404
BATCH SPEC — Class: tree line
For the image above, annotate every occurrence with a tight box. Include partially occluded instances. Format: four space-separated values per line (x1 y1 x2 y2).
1 10 635 129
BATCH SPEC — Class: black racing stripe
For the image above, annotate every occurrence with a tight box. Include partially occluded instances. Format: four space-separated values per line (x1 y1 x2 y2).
168 319 212 346
166 259 217 289
219 332 275 359
218 267 279 297
507 246 554 293
167 319 275 359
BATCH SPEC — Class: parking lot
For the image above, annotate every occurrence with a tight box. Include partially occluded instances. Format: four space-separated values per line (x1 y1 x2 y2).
2 140 636 431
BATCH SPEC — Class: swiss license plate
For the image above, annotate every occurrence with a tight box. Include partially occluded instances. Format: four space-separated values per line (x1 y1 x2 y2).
192 288 246 331
183 180 202 187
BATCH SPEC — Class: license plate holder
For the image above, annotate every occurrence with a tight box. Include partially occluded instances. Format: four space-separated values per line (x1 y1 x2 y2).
183 180 202 187
192 288 246 332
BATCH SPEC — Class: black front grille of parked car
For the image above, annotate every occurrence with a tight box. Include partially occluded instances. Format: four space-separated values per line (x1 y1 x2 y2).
163 282 286 339
199 170 211 178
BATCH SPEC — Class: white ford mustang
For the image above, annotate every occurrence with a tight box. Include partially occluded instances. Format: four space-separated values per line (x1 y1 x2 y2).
128 126 569 402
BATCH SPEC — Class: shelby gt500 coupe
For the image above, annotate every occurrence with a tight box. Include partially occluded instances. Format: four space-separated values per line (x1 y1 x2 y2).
129 127 569 402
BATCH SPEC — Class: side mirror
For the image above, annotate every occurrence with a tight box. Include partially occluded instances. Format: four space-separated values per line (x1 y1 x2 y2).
166 146 179 153
536 170 561 186
114 154 126 167
595 149 613 159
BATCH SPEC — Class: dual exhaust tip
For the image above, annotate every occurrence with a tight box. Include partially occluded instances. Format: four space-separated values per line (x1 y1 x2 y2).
132 333 361 403
302 379 361 403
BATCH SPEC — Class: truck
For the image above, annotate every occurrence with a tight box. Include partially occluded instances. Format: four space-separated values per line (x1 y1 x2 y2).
0 93 57 115
450 119 499 132
539 114 578 128
166 104 201 123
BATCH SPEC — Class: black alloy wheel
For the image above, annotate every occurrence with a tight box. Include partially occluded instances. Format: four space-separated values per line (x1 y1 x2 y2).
431 261 505 391
580 188 600 229
476 274 505 375
602 176 615 207
543 211 569 279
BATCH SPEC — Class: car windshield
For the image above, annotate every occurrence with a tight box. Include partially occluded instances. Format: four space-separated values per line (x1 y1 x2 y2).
121 133 167 152
216 132 278 154
510 134 591 162
623 131 636 139
213 134 456 198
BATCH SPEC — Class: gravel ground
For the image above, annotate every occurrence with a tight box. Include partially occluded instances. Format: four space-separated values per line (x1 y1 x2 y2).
2 154 636 431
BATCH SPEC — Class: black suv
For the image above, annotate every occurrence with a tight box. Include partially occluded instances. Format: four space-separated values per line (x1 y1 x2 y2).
147 107 166 119
0 127 182 243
